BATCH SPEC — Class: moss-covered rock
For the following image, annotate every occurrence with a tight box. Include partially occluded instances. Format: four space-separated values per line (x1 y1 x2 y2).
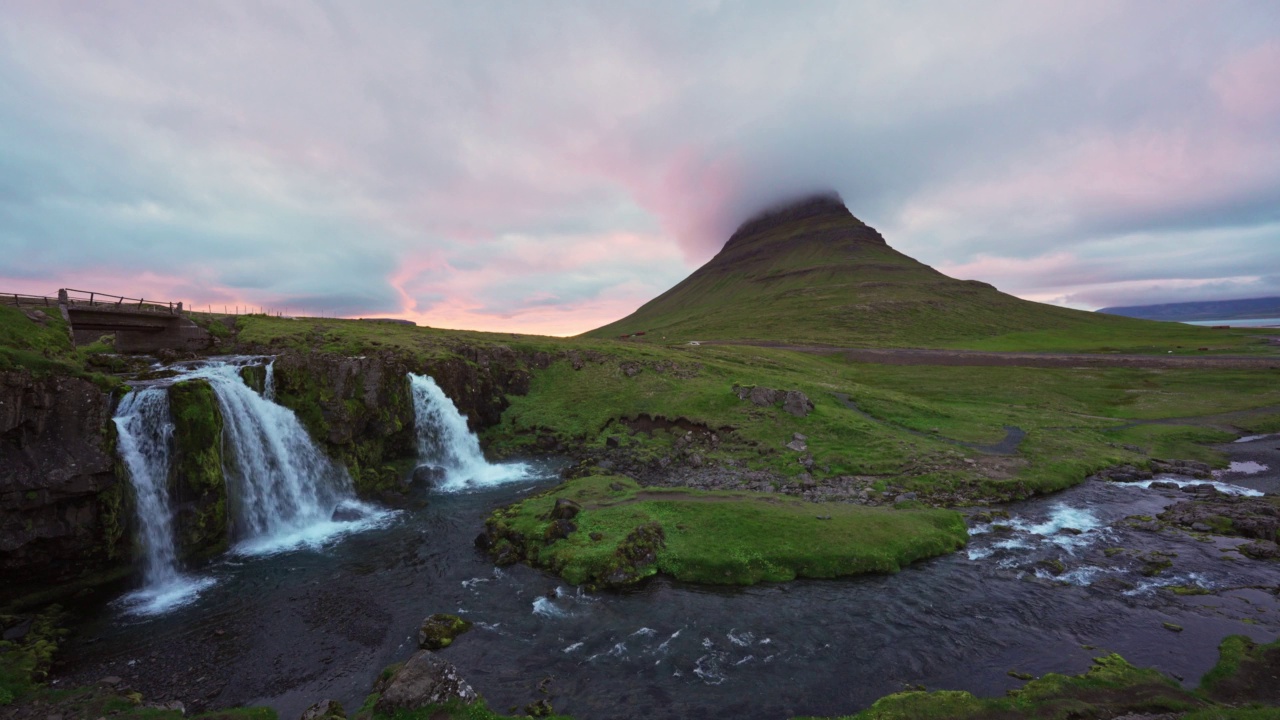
0 605 67 704
417 614 473 651
270 352 416 499
167 379 228 560
239 364 267 395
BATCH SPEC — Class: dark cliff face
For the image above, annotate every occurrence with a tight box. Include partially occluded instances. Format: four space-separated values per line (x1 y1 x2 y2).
0 370 129 597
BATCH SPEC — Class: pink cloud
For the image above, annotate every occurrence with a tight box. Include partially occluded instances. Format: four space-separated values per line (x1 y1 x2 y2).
1212 41 1280 124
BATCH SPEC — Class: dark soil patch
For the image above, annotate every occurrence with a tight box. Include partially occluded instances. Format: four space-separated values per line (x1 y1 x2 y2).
616 414 733 437
1205 644 1280 706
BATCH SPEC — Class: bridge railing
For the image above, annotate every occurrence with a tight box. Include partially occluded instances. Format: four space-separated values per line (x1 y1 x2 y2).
61 289 181 315
0 293 59 308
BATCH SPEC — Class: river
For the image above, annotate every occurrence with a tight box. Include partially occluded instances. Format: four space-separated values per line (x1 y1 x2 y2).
53 436 1280 720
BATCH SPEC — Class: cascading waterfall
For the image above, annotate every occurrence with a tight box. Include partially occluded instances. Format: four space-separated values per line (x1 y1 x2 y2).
113 387 214 615
185 361 385 555
112 357 390 614
408 373 528 491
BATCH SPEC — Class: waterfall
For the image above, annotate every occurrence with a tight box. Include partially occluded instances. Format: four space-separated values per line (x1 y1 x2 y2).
112 357 391 614
186 361 385 555
114 388 179 586
408 373 528 491
263 359 276 401
113 388 214 615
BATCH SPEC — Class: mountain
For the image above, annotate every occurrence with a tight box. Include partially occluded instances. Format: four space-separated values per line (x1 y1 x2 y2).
584 193 1177 347
1099 297 1280 322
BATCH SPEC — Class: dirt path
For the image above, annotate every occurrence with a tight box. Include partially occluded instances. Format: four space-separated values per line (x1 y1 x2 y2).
701 341 1280 370
583 488 792 510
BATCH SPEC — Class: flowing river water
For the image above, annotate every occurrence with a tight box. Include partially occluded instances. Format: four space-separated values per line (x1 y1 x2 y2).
54 381 1280 719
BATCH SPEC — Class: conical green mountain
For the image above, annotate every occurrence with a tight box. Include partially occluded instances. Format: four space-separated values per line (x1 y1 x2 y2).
585 193 1183 348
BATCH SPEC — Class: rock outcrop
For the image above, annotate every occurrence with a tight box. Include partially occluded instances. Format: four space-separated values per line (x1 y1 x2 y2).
167 379 229 559
733 385 814 417
372 650 477 713
417 613 473 650
0 370 128 598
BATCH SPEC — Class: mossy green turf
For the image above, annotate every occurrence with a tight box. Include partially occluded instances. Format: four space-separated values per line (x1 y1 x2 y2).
796 633 1280 720
487 476 967 586
0 305 119 385
797 654 1200 719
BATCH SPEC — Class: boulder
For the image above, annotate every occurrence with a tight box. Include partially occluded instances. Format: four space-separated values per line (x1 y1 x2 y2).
373 650 477 713
786 439 807 452
544 519 577 541
748 386 781 406
782 391 814 417
412 465 446 487
417 613 474 650
1239 540 1280 560
330 505 364 522
299 700 345 720
550 498 582 520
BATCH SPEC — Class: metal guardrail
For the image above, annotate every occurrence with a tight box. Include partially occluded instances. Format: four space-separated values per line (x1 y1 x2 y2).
1 289 185 314
60 288 179 314
0 293 58 307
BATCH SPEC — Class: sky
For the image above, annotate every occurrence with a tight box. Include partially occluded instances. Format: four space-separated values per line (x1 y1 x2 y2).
2 1 1279 335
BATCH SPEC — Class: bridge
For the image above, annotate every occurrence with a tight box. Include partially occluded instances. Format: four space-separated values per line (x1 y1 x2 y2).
3 289 211 353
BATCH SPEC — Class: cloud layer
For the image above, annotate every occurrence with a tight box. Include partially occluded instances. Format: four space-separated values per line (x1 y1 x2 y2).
2 1 1278 333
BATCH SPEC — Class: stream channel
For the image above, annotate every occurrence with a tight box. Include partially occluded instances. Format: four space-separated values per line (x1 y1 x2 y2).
55 430 1280 719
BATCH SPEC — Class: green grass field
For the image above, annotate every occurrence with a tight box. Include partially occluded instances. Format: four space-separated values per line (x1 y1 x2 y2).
484 475 968 587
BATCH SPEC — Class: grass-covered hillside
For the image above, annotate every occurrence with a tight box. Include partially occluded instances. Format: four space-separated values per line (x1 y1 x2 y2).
586 194 1273 353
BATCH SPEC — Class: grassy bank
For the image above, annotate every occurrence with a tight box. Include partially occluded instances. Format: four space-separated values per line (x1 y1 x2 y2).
0 305 120 385
799 633 1280 720
483 475 968 587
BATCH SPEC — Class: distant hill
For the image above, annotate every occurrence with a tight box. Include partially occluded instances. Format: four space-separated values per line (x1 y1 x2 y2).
585 193 1168 348
1099 297 1280 322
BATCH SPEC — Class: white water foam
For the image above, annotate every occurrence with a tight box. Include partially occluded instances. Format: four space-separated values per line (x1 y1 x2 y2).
407 373 529 491
532 597 568 618
693 652 728 685
1123 572 1215 597
1223 461 1269 475
656 630 681 653
1234 434 1273 444
969 503 1104 557
563 642 584 653
115 575 218 617
1033 565 1109 586
1125 477 1263 497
